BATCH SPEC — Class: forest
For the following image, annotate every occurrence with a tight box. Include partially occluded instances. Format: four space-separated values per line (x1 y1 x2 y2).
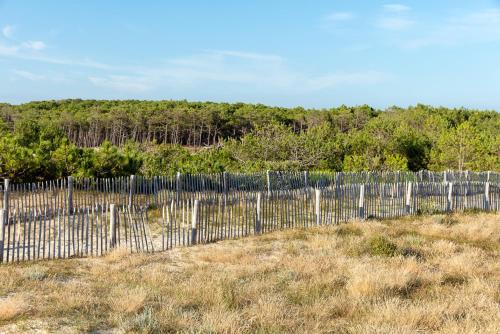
0 99 498 182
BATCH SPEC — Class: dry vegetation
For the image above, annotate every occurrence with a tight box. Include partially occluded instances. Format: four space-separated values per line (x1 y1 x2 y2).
0 212 499 333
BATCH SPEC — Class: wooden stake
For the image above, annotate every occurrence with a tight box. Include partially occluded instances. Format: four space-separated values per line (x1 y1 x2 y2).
256 192 262 234
405 182 412 214
447 182 453 212
0 209 5 263
109 204 117 248
3 179 9 225
266 170 272 196
176 172 181 204
484 182 490 210
359 184 365 219
67 176 74 215
315 189 321 225
191 200 199 245
128 175 136 207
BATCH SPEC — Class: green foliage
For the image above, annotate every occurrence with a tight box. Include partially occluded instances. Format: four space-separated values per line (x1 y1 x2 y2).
140 144 192 176
430 121 499 171
0 99 498 182
89 141 142 178
367 236 398 257
0 134 38 181
225 122 342 172
51 139 84 178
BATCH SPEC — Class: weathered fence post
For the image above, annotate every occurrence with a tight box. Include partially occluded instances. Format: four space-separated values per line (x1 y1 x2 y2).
315 188 321 225
443 170 447 183
334 173 341 224
304 171 309 189
396 171 400 197
128 175 136 207
447 182 453 212
191 199 199 245
176 172 181 204
266 170 272 196
109 204 117 248
2 179 9 227
405 182 412 214
0 209 5 263
223 171 228 194
2 179 9 209
359 184 365 219
256 192 262 234
67 176 73 215
464 171 470 208
153 176 158 206
484 182 490 211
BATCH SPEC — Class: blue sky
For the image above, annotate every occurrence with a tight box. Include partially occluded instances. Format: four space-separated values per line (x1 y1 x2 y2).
1 0 500 110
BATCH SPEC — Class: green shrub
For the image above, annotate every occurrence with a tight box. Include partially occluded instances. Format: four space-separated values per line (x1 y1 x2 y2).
367 236 398 257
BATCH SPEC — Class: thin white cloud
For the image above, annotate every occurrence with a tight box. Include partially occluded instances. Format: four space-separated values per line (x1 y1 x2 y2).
22 40 46 51
1 27 390 94
2 25 14 39
87 50 389 93
11 69 67 82
325 12 355 22
142 50 296 88
0 43 18 55
306 71 390 90
208 50 284 62
89 75 152 92
30 55 112 69
12 69 45 81
377 17 414 30
0 29 111 69
0 40 115 69
383 4 411 13
405 8 500 48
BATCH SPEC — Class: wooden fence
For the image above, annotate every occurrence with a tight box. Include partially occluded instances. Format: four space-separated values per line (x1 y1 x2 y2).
1 170 498 212
0 174 498 263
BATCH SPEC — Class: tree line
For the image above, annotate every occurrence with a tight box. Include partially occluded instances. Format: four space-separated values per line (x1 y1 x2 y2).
0 99 498 182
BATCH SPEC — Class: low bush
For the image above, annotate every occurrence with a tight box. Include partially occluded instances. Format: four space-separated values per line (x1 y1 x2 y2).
367 236 398 257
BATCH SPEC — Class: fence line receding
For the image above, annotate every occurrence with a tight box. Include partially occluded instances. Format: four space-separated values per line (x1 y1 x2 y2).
0 170 498 263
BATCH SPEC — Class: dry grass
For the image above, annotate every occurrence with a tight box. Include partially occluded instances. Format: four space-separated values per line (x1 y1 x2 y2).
0 212 499 333
0 295 27 322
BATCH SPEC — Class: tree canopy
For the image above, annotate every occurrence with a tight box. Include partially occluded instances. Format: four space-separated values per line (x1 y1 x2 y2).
0 100 498 182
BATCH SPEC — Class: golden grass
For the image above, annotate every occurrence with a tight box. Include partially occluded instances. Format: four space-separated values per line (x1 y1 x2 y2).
0 212 498 333
0 295 27 321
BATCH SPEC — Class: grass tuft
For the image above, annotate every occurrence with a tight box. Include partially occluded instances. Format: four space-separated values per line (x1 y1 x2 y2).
125 306 159 333
440 273 468 287
22 265 49 281
436 214 460 227
367 236 398 257
0 296 27 321
335 225 363 237
400 247 425 261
